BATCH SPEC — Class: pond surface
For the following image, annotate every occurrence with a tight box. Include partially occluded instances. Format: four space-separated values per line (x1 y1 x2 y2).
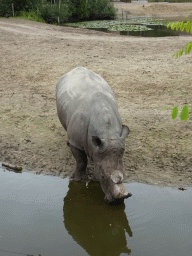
65 18 192 37
96 25 186 37
0 166 192 256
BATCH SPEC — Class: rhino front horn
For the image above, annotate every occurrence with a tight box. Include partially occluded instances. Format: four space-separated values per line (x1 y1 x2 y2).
111 170 124 184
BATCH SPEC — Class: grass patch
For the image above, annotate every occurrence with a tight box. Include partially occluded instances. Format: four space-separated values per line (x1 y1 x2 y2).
16 10 44 23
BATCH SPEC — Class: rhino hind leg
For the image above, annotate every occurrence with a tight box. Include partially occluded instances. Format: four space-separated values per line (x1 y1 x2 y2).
70 145 88 181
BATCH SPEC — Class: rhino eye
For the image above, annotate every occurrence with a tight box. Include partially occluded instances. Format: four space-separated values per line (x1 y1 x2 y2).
101 175 105 180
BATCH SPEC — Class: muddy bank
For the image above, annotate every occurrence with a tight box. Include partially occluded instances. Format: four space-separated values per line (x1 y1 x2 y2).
0 4 192 186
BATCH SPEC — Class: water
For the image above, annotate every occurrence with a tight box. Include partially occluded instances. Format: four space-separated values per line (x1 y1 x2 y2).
0 166 192 256
68 17 192 37
91 25 191 37
120 25 189 37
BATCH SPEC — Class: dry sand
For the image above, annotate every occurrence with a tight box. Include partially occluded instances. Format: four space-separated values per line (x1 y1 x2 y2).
0 3 192 187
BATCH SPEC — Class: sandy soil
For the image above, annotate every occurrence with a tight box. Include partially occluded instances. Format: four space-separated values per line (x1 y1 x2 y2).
0 3 192 187
114 2 192 18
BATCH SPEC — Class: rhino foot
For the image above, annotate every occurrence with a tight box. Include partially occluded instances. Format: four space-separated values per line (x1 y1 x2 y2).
70 170 89 181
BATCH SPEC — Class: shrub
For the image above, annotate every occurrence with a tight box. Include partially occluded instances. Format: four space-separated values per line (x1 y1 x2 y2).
39 3 71 24
0 0 12 17
17 10 44 22
67 0 117 22
88 0 117 20
0 0 39 17
0 0 117 24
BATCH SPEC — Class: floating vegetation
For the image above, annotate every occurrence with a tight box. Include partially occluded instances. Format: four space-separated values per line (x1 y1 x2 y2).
107 24 152 31
65 18 171 32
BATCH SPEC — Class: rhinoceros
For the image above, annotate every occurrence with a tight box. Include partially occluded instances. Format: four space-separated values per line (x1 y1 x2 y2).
56 67 132 203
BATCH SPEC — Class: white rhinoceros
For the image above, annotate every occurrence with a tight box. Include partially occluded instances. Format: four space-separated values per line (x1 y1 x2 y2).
56 67 131 203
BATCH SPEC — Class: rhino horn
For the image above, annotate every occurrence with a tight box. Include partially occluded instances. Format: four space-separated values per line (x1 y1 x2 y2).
111 170 124 184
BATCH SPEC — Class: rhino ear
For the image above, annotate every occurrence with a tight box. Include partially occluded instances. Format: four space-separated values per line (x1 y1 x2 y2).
120 125 130 140
92 136 103 147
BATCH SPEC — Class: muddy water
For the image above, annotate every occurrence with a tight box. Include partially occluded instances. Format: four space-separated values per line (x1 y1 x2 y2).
0 166 192 256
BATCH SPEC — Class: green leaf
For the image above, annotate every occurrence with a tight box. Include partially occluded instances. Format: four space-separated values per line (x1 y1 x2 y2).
185 44 188 55
175 51 179 58
171 22 176 30
180 105 189 121
179 48 184 57
190 25 192 34
187 42 192 54
172 107 178 119
167 22 171 29
160 106 171 111
180 21 185 31
186 20 191 33
176 22 180 31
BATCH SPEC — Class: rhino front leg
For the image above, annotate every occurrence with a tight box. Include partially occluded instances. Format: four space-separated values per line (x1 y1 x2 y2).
70 145 88 181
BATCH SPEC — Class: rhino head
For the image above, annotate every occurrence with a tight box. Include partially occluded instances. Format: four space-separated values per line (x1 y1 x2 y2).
92 125 132 203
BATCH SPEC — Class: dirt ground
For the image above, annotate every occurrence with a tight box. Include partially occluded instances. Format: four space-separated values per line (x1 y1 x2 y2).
0 3 192 187
114 2 192 18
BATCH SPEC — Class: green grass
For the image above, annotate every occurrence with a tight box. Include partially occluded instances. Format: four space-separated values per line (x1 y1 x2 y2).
16 10 44 23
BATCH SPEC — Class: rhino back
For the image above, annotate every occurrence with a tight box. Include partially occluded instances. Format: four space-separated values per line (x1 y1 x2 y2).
56 67 115 101
56 67 122 154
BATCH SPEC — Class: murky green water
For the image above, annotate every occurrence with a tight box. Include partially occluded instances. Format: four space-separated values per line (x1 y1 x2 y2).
65 18 192 37
90 24 191 37
0 166 192 256
120 25 185 37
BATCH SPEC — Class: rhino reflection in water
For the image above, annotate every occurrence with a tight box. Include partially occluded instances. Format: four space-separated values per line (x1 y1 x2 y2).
63 181 132 256
56 67 132 203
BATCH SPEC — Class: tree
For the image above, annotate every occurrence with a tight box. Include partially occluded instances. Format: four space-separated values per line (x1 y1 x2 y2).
0 0 39 16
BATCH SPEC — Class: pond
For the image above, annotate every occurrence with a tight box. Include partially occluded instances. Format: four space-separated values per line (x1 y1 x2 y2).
65 18 192 37
0 166 192 256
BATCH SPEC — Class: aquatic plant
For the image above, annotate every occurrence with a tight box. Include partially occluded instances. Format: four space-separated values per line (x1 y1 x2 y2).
64 18 169 31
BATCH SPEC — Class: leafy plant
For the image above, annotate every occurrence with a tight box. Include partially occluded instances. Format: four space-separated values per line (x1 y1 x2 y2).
17 10 44 22
164 13 192 121
167 18 192 58
0 0 12 17
39 2 71 24
64 19 163 31
66 0 117 22
0 0 40 17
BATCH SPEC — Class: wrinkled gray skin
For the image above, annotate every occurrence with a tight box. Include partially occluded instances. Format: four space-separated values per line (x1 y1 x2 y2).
56 67 132 203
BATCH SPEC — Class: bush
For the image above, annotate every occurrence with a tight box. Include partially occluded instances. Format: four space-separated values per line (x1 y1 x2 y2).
67 0 117 22
67 0 89 20
0 0 12 17
17 10 44 22
0 0 117 24
39 3 71 24
89 0 117 20
0 0 39 17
